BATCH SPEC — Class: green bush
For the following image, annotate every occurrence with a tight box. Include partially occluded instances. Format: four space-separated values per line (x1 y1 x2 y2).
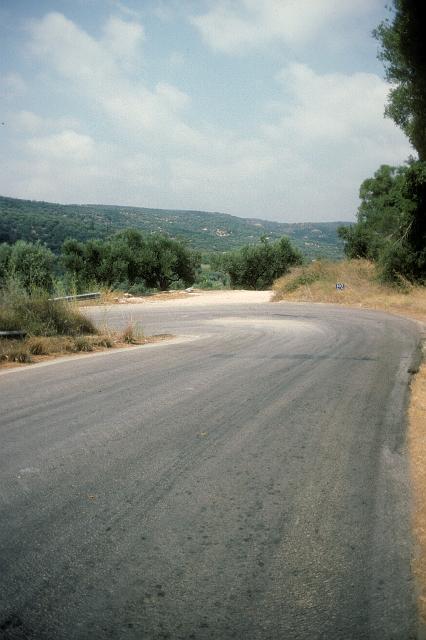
0 285 96 336
221 236 302 290
61 230 201 291
338 162 426 283
0 240 55 292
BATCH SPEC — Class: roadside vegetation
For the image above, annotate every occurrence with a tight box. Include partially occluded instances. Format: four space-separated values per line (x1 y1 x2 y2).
213 236 302 290
273 259 425 322
0 279 168 367
337 0 426 286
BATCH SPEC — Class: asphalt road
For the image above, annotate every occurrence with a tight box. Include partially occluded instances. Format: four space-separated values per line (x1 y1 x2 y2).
0 299 422 639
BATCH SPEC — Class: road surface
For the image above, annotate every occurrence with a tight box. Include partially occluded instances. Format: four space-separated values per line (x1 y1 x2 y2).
0 297 422 639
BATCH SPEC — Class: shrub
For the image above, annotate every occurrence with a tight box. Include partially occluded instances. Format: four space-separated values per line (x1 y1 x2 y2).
0 341 32 363
0 286 97 336
72 336 94 352
26 336 51 355
221 236 302 290
3 241 56 292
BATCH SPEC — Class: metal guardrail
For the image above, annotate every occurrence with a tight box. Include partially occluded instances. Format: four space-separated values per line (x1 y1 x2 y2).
0 331 27 338
49 292 101 302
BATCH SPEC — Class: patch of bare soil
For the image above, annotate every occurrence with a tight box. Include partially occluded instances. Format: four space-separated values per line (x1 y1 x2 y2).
100 289 273 307
409 342 426 627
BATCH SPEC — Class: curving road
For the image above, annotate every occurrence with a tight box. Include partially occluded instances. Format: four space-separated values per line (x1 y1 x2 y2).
0 298 422 639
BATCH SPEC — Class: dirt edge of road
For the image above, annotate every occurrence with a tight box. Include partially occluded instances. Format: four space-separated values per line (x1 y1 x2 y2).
409 337 426 631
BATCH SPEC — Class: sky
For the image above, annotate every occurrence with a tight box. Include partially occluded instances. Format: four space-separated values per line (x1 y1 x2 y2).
0 0 414 223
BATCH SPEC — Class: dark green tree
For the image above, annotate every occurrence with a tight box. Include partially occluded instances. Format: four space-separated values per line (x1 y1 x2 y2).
374 0 426 159
61 231 200 291
6 241 55 292
0 243 12 286
142 235 201 290
221 237 302 290
338 164 414 260
341 1 426 282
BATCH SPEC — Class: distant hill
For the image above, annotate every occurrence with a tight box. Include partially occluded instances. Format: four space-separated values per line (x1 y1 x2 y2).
0 195 349 259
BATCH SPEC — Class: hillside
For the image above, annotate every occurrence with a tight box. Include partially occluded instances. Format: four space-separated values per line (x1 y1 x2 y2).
0 195 348 259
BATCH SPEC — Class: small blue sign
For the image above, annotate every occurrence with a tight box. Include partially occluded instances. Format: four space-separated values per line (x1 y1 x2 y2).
336 283 345 290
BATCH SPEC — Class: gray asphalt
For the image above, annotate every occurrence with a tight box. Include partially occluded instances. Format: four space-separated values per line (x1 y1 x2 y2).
0 301 422 640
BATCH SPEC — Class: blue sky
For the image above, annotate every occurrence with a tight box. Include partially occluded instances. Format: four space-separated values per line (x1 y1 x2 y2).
0 0 413 222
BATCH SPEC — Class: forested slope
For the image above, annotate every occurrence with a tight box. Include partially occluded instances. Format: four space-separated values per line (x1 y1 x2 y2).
0 195 347 259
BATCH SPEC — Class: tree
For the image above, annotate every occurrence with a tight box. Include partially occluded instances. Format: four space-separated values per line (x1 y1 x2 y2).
338 164 414 260
341 1 426 283
141 235 200 290
379 161 426 281
221 237 302 290
61 230 200 291
0 243 12 286
7 241 55 292
374 0 426 159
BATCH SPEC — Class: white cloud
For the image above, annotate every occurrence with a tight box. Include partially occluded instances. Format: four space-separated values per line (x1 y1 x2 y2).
0 72 27 99
102 16 144 66
28 12 117 87
191 0 379 53
27 130 95 162
264 63 408 155
1 10 411 221
109 0 143 20
168 64 411 218
168 51 186 69
26 12 201 148
10 110 80 134
4 141 162 205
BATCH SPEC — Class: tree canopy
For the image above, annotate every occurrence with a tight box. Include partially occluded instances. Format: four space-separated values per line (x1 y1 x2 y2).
61 230 201 291
218 236 302 290
0 240 55 292
374 0 426 159
339 1 426 283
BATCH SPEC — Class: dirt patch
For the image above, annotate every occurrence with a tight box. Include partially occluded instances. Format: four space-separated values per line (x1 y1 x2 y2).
88 289 272 310
409 342 426 627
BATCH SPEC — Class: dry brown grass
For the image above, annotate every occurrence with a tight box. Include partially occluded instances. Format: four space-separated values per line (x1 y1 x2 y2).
409 344 426 627
0 334 110 365
273 259 426 323
120 321 144 344
0 332 172 367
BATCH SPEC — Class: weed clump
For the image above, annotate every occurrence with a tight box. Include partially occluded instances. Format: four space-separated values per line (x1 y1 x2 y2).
121 322 144 344
0 283 153 367
0 285 96 336
0 341 32 363
72 336 94 352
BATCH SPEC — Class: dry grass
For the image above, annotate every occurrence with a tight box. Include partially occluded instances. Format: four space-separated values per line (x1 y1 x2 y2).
409 345 426 627
273 259 426 323
0 334 110 365
120 321 144 344
0 331 172 367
